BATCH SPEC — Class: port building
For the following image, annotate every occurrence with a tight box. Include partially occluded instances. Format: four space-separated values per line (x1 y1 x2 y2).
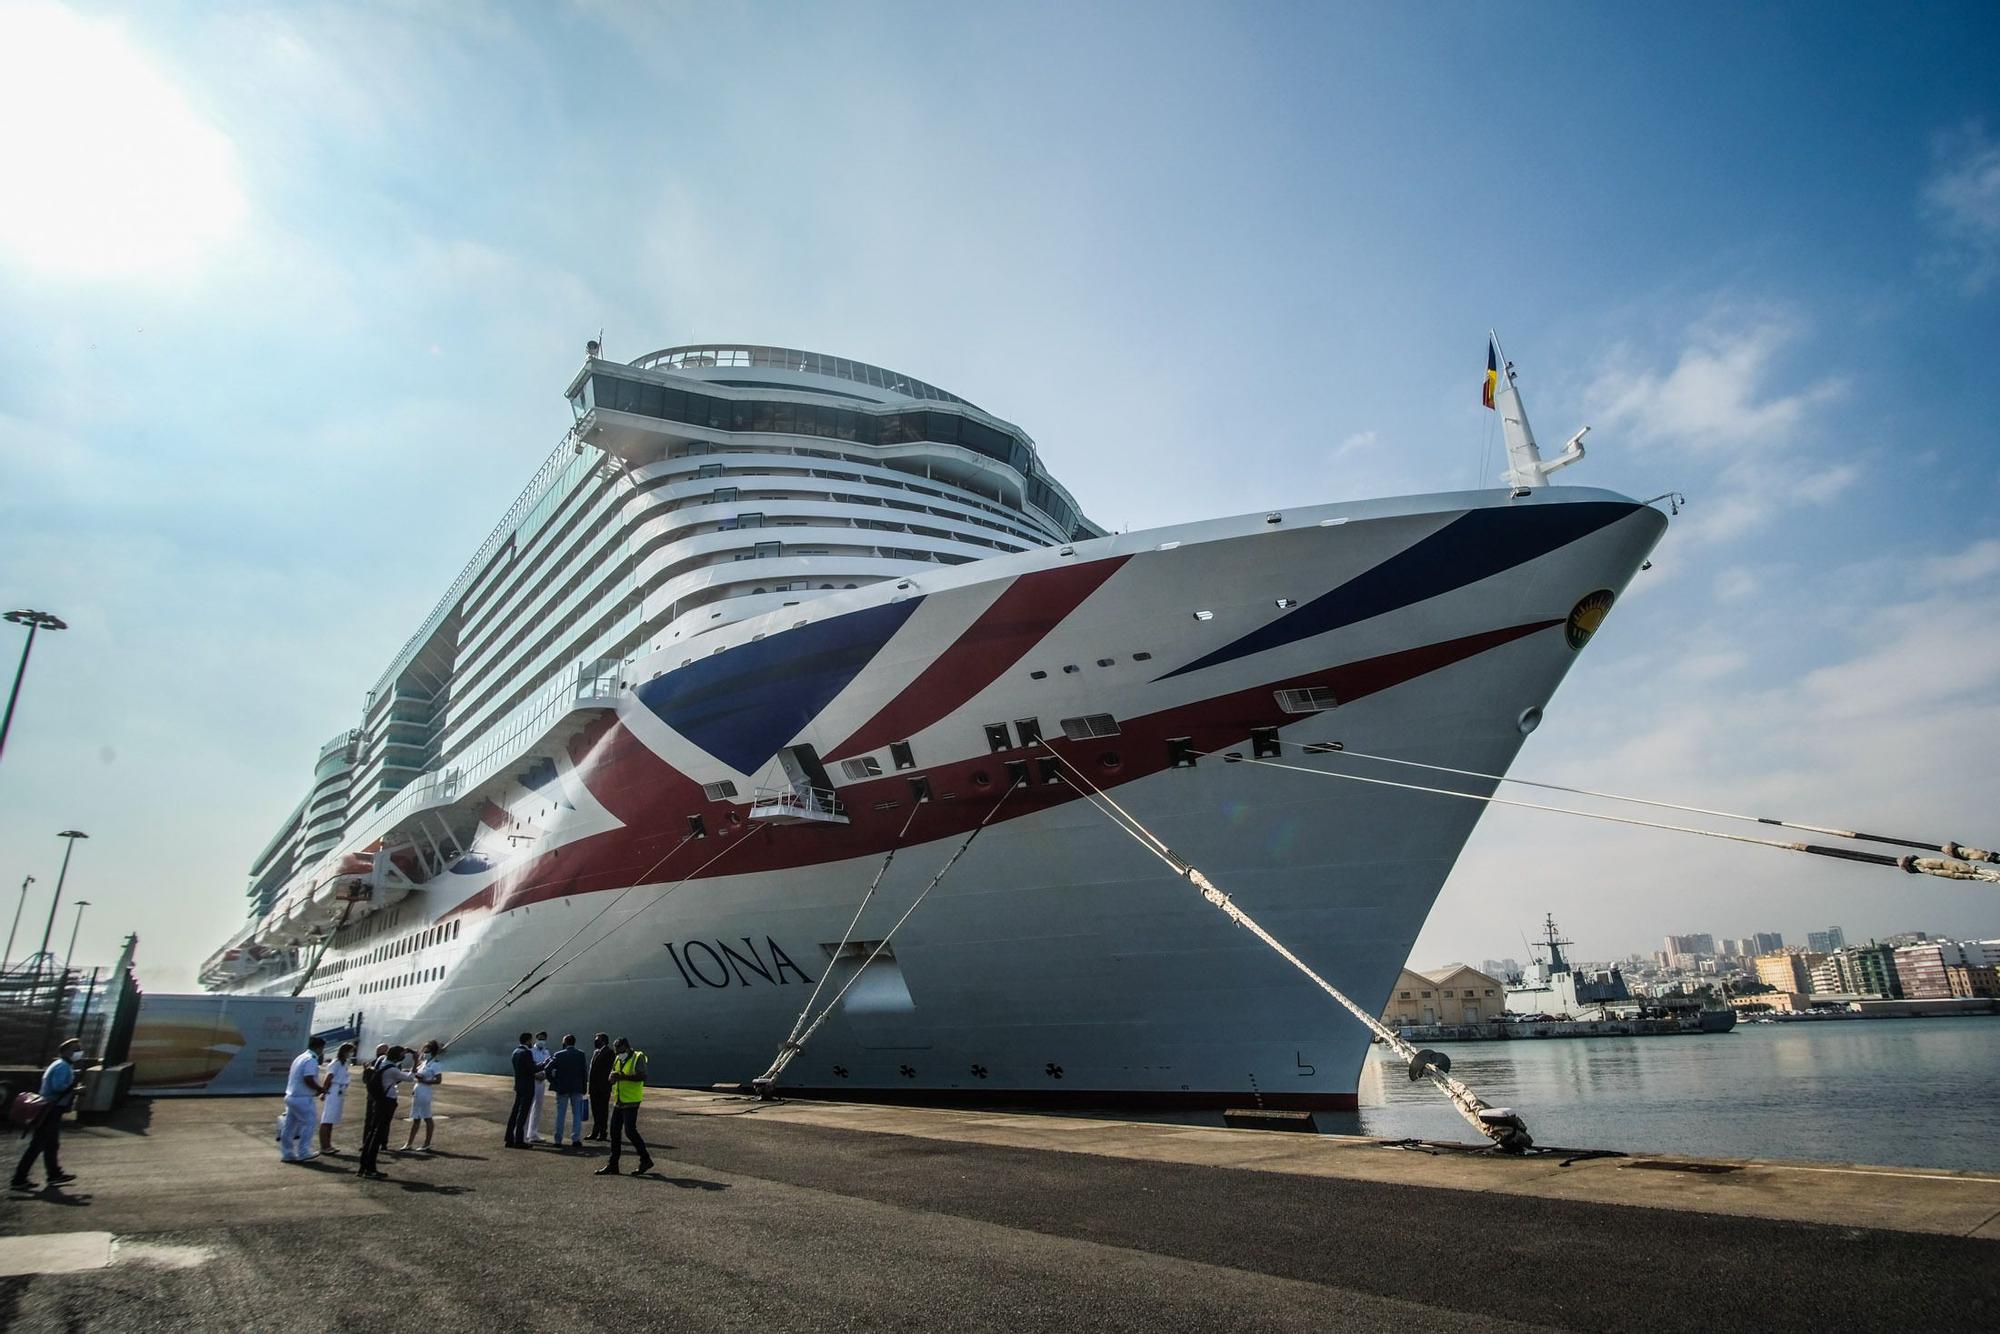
1381 965 1505 1027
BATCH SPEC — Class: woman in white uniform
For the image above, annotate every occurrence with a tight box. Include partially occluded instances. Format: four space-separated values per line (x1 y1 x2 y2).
318 1042 356 1155
400 1041 443 1153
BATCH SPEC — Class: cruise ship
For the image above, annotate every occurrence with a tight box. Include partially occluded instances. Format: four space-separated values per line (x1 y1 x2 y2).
200 340 1666 1109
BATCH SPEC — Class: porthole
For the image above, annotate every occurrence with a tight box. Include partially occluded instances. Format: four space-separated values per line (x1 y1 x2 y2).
1517 706 1543 735
1098 751 1122 772
971 770 992 788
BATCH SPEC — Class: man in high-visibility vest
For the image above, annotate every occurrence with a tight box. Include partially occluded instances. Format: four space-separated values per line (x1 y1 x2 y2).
594 1036 654 1176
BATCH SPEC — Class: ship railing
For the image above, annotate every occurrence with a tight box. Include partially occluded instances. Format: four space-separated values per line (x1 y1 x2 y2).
749 783 848 825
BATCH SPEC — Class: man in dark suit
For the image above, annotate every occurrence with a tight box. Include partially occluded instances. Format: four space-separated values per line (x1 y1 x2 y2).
505 1032 537 1148
585 1032 614 1141
356 1045 404 1179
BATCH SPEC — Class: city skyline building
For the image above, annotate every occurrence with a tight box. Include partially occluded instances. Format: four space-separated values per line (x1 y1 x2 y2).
1807 926 1849 954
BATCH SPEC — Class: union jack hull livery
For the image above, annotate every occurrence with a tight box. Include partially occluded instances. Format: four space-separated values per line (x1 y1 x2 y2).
204 344 1663 1110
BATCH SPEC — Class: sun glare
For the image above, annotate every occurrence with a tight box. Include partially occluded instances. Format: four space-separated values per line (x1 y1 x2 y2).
0 3 247 282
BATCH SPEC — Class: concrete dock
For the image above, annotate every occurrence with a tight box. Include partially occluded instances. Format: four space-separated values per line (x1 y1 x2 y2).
1 1074 1995 1331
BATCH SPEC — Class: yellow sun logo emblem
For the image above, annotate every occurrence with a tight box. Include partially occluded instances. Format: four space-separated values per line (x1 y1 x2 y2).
1565 589 1616 651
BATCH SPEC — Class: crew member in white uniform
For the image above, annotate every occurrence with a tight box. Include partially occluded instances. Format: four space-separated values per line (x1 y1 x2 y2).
400 1041 443 1153
280 1036 327 1163
523 1032 551 1144
318 1041 356 1155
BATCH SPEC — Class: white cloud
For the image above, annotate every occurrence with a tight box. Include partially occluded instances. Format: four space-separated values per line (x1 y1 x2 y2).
1712 568 1760 604
1584 314 1852 551
0 3 247 282
1922 124 2000 294
1586 317 1844 453
1923 537 2000 585
1334 429 1379 456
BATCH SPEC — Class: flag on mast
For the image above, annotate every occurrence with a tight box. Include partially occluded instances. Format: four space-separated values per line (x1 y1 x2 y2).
1482 339 1498 410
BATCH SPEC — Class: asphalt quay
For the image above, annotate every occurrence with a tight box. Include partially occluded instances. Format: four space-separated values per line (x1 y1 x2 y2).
0 1072 1994 1332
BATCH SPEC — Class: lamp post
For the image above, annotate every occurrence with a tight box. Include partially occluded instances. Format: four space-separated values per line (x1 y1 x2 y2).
31 831 88 993
1 609 67 763
4 874 32 969
63 900 91 976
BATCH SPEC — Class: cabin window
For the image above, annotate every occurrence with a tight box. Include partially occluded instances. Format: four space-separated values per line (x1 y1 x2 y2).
702 780 738 800
890 741 915 770
1013 718 1042 747
841 756 884 780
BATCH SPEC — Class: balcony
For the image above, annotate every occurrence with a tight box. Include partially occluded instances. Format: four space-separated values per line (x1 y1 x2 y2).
749 783 848 826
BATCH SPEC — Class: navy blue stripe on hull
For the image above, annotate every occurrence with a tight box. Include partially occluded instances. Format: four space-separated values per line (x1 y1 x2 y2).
637 597 924 773
1158 500 1639 681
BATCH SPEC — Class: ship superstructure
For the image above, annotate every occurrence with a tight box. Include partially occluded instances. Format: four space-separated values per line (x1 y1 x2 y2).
202 341 1667 1109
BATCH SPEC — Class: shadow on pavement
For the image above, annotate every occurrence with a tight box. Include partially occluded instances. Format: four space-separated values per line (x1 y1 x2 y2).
80 1098 155 1137
640 1175 727 1191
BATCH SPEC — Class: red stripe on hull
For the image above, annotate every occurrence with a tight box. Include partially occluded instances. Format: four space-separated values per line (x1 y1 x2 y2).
445 618 1559 919
829 556 1129 760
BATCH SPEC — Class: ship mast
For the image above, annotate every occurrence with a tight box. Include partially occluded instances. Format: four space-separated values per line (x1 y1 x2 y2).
1538 912 1571 974
1491 331 1589 493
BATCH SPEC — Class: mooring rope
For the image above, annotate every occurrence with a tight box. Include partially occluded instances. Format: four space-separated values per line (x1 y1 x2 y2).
1278 738 1996 865
750 780 1020 1095
1034 742 1533 1153
441 825 756 1051
290 898 357 999
1206 749 2000 887
752 802 925 1092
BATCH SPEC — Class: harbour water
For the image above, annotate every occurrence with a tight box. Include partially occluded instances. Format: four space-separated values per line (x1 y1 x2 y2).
1331 1016 2000 1173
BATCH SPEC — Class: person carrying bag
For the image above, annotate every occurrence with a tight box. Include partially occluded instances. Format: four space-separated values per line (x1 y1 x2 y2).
11 1037 86 1192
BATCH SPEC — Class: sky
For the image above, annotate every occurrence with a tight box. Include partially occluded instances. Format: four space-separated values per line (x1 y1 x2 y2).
1 1 1997 989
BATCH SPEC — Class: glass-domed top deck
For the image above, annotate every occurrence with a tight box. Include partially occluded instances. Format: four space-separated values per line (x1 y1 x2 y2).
632 344 979 409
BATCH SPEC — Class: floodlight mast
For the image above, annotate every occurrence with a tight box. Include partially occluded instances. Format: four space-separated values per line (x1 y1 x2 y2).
1 609 68 763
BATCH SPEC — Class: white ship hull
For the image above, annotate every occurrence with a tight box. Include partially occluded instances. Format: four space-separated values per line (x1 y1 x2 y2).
251 486 1665 1108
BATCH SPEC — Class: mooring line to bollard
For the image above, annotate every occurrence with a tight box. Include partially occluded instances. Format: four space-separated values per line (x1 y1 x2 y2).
1035 742 1534 1154
1206 748 2000 887
750 780 1021 1096
441 825 757 1051
1267 737 1997 865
